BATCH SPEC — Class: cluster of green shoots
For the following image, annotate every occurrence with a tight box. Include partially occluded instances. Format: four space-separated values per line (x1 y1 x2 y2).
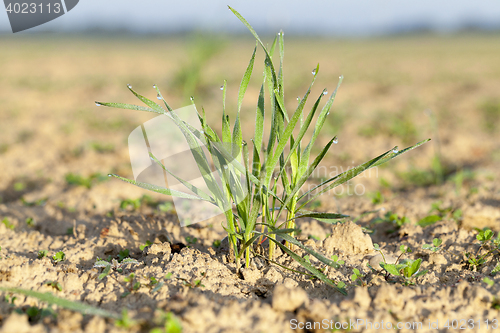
96 7 428 292
423 228 500 272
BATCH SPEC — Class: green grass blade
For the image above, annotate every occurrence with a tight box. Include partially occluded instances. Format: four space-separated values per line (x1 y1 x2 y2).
300 76 342 174
253 83 265 158
370 139 431 168
0 287 120 319
96 102 160 115
127 85 166 114
265 88 317 186
270 65 320 184
278 30 284 100
292 210 349 222
149 153 216 204
238 45 257 113
109 174 208 201
265 237 347 295
279 137 336 214
260 225 341 270
153 85 173 112
299 139 430 209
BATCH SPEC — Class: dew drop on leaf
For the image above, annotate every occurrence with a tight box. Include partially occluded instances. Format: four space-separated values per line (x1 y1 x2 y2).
156 93 162 100
323 90 328 95
220 86 224 90
95 102 101 106
392 147 399 154
333 138 338 144
153 84 157 89
127 84 132 89
312 68 316 75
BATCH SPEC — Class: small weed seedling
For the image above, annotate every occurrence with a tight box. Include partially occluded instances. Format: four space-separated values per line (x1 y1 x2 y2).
52 251 66 263
93 257 140 280
121 273 141 297
351 268 367 286
45 280 63 292
464 228 500 271
422 238 443 252
371 191 385 205
38 250 49 259
483 277 495 288
374 244 428 285
178 272 206 289
372 211 409 233
2 218 14 230
331 255 345 269
65 172 108 189
151 310 183 333
185 236 198 245
140 241 153 251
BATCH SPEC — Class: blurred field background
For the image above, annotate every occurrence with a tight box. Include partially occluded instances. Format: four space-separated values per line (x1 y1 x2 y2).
0 33 500 214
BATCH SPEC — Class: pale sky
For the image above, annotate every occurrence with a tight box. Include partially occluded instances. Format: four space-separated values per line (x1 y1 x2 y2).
1 0 500 36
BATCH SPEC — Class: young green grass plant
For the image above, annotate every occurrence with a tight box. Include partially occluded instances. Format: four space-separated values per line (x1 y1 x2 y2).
96 7 429 293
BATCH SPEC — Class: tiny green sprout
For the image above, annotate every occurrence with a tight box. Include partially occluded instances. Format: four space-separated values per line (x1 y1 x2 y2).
491 262 500 275
25 217 35 227
5 294 17 305
120 197 142 210
477 228 494 243
165 272 173 280
140 241 153 251
13 181 26 191
304 255 311 264
331 254 345 269
371 191 384 204
37 250 48 259
2 218 14 230
123 273 135 283
351 268 366 286
118 249 130 261
380 258 428 285
66 227 73 235
115 309 136 329
158 201 174 212
45 280 63 291
52 251 65 263
93 257 140 280
422 238 443 252
308 235 321 241
483 277 495 287
373 212 409 232
20 306 56 323
399 245 412 254
151 311 183 333
417 215 441 228
163 311 183 333
376 244 427 285
212 240 221 248
185 236 198 245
